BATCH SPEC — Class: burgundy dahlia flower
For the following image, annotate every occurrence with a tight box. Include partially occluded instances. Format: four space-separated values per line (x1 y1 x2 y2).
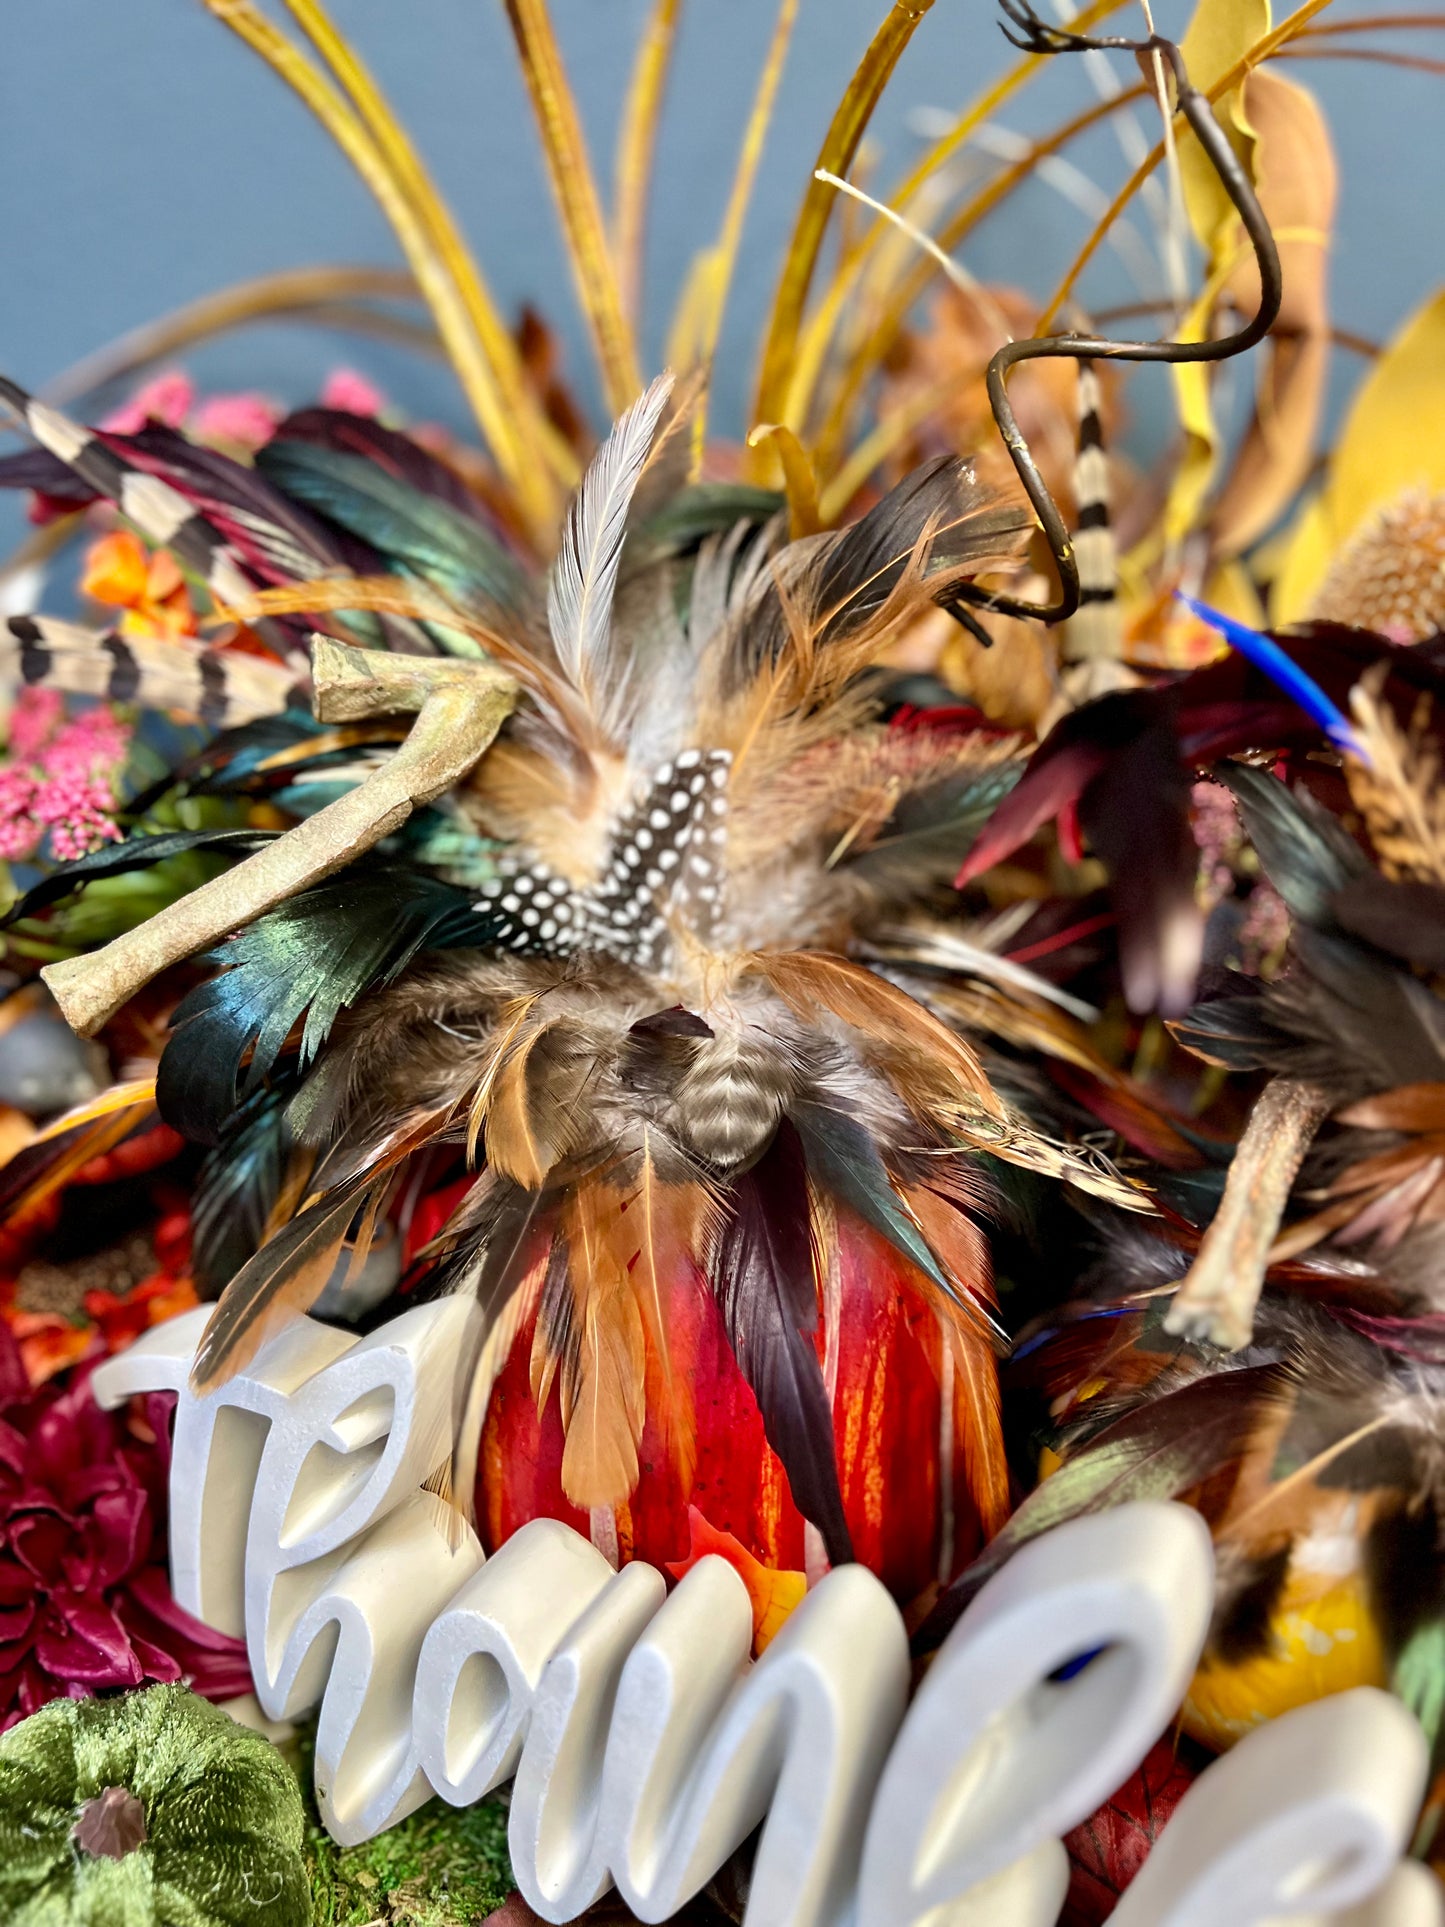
0 1322 250 1729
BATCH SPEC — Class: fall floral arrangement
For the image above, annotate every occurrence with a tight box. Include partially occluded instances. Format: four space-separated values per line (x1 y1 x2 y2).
2 0 1445 1919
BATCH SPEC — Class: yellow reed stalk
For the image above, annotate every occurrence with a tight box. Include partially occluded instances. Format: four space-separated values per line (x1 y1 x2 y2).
746 423 820 536
201 0 557 536
502 0 643 415
689 0 801 459
278 0 577 502
1035 0 1337 332
816 374 967 523
614 0 684 322
765 0 1128 453
811 84 1144 484
43 266 428 407
750 0 938 454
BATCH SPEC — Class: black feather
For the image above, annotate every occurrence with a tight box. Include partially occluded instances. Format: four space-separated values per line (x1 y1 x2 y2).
1219 763 1368 928
0 447 94 500
1332 876 1445 970
843 760 1023 892
812 456 1026 648
191 1087 293 1298
712 1121 853 1565
790 1098 959 1302
157 861 498 1146
257 437 530 621
0 828 277 928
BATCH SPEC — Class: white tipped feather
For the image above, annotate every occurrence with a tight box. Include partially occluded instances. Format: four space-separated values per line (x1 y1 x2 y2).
547 372 675 743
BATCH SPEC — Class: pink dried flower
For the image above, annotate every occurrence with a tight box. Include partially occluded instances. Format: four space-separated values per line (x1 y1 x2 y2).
1240 880 1291 976
192 391 283 451
31 775 123 862
7 688 63 765
1191 780 1244 914
0 769 41 863
41 709 131 787
321 367 386 417
100 370 195 437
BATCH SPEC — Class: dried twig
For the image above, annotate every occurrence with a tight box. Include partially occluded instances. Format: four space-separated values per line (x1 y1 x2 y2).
1165 1075 1332 1350
41 642 517 1038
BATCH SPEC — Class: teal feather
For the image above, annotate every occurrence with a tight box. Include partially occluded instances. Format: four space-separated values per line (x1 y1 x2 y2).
257 439 531 626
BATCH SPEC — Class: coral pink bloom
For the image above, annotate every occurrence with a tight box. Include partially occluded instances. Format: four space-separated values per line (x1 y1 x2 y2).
321 367 386 417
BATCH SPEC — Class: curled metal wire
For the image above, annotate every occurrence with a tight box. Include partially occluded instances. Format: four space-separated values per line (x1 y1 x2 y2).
954 0 1284 628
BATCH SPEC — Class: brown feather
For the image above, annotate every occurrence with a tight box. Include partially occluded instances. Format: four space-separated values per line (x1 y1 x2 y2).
0 1082 160 1224
905 1183 1010 1537
629 1135 712 1487
558 1177 648 1509
467 993 544 1165
748 950 1002 1125
190 1181 372 1391
483 1018 553 1187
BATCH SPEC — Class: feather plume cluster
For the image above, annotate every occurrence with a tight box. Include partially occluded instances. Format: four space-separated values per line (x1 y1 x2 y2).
0 365 1154 1582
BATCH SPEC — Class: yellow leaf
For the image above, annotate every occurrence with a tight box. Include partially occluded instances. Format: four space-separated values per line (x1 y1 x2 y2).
1178 0 1270 257
1267 492 1331 626
1270 289 1445 621
1163 293 1224 551
1327 289 1445 553
1210 71 1336 556
1163 0 1270 547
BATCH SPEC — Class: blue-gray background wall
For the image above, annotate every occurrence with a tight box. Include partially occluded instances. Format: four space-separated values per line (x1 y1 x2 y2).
2 2 1440 489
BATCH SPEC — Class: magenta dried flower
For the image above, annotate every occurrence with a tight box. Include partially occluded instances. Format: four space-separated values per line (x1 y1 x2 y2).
0 1323 251 1729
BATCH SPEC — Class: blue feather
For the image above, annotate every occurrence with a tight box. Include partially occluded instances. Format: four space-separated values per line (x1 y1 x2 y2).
1175 593 1367 760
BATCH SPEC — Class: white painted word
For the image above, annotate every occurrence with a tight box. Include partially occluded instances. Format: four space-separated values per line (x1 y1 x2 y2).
93 1302 1439 1927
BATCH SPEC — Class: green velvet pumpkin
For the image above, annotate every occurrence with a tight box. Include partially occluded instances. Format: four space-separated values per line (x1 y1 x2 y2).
0 1682 309 1927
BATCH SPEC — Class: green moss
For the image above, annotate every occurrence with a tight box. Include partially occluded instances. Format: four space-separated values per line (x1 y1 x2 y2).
291 1731 514 1927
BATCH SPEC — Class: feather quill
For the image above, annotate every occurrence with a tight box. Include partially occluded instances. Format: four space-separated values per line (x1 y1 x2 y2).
547 372 674 742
